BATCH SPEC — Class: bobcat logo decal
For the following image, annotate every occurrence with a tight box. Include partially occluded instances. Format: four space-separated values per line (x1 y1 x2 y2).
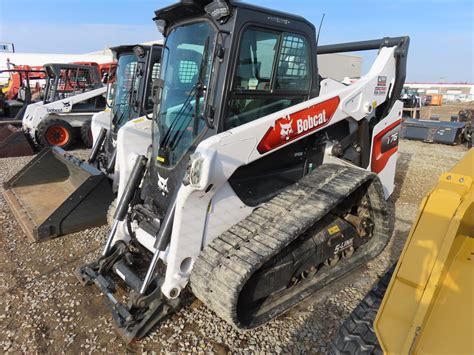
256 96 341 154
62 102 71 109
279 117 293 141
157 172 169 196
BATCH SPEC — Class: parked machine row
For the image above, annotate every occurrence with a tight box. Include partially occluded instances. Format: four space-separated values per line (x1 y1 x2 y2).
0 61 118 158
3 44 163 240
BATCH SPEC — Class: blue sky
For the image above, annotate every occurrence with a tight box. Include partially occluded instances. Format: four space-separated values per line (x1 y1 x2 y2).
0 0 472 82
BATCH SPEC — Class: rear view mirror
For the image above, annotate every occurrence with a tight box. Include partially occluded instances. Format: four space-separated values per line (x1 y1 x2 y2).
106 84 116 108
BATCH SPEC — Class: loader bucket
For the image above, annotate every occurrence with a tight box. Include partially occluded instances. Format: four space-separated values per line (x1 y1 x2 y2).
3 147 114 242
0 124 34 158
400 118 467 145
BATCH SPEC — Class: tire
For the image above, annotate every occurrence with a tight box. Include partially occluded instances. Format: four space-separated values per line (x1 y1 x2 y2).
81 120 93 148
329 265 395 355
37 118 74 149
107 198 117 227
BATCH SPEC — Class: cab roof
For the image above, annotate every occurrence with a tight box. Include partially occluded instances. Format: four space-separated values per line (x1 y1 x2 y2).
154 0 314 32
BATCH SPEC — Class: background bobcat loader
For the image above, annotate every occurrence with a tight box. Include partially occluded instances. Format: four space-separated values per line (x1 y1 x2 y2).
0 63 107 158
72 0 409 343
88 44 162 185
2 45 162 242
330 148 473 355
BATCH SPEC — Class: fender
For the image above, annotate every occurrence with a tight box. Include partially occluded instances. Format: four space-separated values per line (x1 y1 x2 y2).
91 110 112 144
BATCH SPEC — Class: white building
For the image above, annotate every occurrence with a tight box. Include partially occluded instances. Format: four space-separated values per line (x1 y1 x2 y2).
318 53 362 81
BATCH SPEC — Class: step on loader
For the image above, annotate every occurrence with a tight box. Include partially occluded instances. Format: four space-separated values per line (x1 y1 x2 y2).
74 0 409 343
0 63 107 157
3 45 163 242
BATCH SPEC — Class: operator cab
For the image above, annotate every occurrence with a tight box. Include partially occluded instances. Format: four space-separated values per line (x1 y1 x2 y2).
109 45 162 135
0 67 45 119
43 63 105 111
146 0 320 215
97 44 163 171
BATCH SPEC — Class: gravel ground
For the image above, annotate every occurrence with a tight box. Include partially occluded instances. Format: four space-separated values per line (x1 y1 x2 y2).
0 141 468 353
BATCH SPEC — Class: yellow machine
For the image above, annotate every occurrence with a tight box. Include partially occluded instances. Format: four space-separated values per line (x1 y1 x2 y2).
331 149 474 354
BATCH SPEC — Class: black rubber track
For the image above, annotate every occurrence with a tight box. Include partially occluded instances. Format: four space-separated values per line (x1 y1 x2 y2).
329 265 395 354
191 164 391 329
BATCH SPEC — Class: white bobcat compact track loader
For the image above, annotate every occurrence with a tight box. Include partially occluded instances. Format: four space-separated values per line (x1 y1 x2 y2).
65 0 409 343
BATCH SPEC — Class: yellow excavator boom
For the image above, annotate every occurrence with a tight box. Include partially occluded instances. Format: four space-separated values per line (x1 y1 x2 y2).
375 149 474 354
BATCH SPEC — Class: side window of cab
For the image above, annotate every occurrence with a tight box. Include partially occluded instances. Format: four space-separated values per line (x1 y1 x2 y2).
225 27 311 130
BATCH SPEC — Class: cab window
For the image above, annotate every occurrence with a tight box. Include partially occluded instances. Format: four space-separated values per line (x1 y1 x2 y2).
226 27 311 130
233 29 279 91
276 34 309 91
145 61 162 111
179 60 198 84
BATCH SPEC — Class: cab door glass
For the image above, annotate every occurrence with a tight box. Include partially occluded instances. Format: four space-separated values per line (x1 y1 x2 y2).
145 61 162 111
226 28 311 130
233 28 279 91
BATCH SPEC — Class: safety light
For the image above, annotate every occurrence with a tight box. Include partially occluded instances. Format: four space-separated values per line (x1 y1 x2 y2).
204 0 230 22
133 45 146 58
154 19 167 34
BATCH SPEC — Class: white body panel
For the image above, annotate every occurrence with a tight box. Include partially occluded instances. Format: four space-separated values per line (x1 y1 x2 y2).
368 101 403 198
91 110 111 145
22 86 107 143
115 117 153 199
111 117 153 246
203 182 254 246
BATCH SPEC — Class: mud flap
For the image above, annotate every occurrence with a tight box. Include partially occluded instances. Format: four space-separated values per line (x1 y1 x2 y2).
3 147 114 241
400 118 467 145
0 124 34 158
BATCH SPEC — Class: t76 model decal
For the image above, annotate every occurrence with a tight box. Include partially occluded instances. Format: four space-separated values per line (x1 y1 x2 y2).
371 119 401 174
257 96 340 154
